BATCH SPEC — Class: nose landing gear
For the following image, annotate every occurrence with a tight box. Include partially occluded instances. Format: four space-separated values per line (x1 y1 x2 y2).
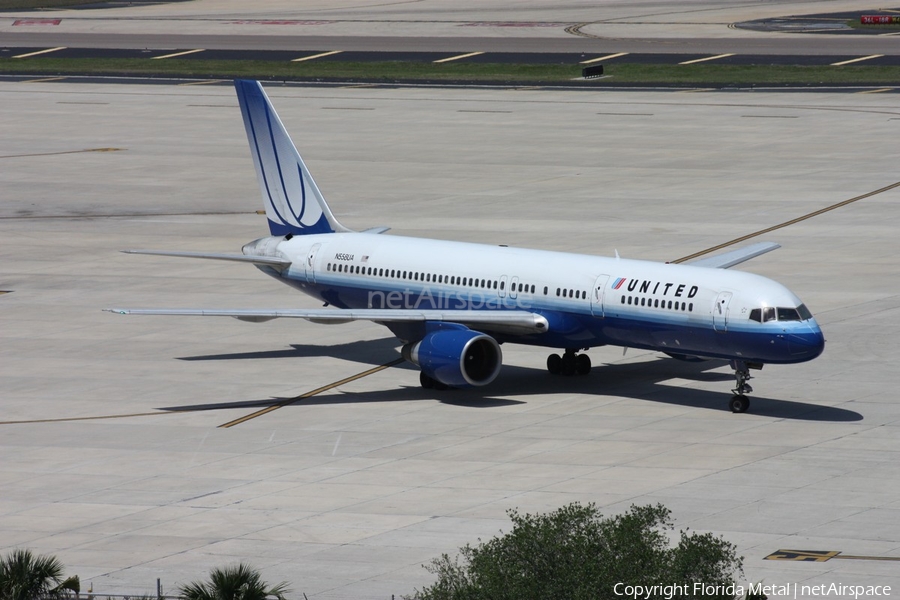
729 360 759 413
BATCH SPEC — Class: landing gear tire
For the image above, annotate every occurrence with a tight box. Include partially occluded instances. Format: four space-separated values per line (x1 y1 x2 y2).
547 354 562 375
420 372 435 389
729 394 750 414
548 350 591 377
575 354 592 376
561 353 577 376
420 372 451 390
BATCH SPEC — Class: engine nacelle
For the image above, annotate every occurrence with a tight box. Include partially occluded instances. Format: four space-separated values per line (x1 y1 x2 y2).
402 326 502 388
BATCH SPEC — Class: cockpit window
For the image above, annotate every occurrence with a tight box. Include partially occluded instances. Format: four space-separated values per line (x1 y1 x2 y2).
797 304 812 320
777 307 801 321
750 306 792 323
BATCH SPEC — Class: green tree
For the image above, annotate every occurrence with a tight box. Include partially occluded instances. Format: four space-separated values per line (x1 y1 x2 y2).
178 563 289 600
0 549 79 600
408 503 743 600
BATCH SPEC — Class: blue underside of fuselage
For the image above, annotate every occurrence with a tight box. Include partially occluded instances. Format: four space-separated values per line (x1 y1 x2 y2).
282 278 824 365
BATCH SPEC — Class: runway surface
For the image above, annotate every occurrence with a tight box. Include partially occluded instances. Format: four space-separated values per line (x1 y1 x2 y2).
1 79 899 599
4 45 900 66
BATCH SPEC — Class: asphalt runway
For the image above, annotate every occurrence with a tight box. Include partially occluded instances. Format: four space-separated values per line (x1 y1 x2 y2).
1 80 899 599
3 32 900 56
5 45 900 67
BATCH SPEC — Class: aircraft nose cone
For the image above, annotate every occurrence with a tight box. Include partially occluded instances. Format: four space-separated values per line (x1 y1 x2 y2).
789 321 825 360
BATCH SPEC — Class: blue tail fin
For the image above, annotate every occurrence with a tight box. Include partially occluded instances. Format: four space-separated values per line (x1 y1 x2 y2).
234 80 349 236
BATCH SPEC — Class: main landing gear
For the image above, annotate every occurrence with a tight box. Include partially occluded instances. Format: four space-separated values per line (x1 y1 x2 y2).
547 349 591 377
729 360 755 414
420 372 450 391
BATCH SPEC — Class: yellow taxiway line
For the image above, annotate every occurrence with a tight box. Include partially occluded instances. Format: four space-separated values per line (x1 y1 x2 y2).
673 180 900 264
219 357 405 428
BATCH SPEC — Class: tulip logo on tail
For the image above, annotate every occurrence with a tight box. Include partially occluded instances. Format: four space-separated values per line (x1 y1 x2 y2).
236 80 332 236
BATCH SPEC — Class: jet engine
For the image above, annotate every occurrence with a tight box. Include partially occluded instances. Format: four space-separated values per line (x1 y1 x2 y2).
402 326 502 388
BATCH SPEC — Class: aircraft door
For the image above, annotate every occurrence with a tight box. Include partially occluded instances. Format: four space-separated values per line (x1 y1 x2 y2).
498 275 508 298
509 276 519 300
306 243 321 284
713 291 733 332
591 274 610 317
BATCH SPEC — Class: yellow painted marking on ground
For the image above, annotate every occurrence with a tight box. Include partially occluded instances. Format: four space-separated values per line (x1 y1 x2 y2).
0 147 124 160
673 180 900 264
291 50 343 62
0 412 176 426
764 549 900 562
831 54 884 66
679 53 735 65
765 550 839 562
178 79 226 86
13 46 66 59
21 76 67 83
579 52 628 65
833 554 900 561
151 48 205 60
433 51 484 64
0 291 11 295
856 88 893 94
219 358 405 428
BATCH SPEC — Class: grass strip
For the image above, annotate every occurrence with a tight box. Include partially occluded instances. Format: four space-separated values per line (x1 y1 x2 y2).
2 58 900 86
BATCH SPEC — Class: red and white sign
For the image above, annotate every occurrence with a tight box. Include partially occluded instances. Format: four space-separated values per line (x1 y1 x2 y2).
13 19 61 26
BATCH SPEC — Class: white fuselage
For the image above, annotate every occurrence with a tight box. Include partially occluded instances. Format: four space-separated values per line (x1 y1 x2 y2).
244 232 825 365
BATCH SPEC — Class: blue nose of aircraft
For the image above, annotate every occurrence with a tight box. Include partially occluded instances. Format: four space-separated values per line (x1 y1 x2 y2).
788 319 825 361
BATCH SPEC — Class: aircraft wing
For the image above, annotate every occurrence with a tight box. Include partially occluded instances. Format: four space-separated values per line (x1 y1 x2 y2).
686 241 781 269
123 250 291 268
104 308 549 335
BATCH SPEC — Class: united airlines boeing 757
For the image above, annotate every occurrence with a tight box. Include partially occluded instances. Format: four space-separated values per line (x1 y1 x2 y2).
108 79 825 414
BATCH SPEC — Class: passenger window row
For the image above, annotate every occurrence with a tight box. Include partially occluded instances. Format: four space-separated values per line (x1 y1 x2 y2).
557 288 587 300
621 295 693 312
325 262 553 295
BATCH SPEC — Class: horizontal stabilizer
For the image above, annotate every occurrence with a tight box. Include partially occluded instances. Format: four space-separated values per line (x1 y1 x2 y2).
123 250 291 268
687 242 781 269
105 308 549 335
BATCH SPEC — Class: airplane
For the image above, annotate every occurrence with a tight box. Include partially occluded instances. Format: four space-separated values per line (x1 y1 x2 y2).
107 79 825 414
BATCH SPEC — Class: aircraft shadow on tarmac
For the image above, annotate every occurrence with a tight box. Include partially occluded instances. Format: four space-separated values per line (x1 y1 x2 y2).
177 337 403 366
164 338 861 422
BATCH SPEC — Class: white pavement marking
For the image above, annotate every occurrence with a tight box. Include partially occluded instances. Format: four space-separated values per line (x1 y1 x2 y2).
151 48 205 60
13 47 65 59
679 53 735 65
580 52 629 65
291 50 343 62
830 54 884 66
433 51 484 63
